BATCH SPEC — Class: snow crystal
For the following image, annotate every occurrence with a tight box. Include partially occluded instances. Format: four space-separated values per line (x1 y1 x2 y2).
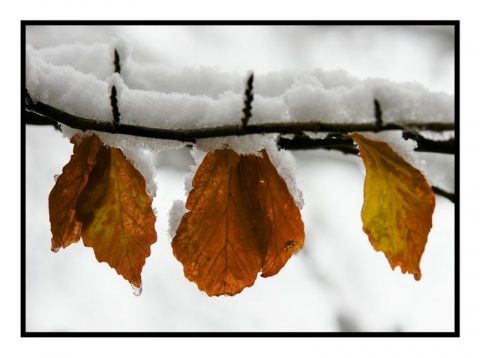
130 283 142 297
264 145 304 209
168 200 188 241
117 146 157 199
284 77 373 123
26 45 112 123
419 130 455 141
59 124 81 140
250 95 289 124
254 68 359 97
366 78 454 124
304 131 329 140
107 72 126 98
183 147 208 195
122 63 243 97
117 87 243 130
195 133 277 155
31 42 113 80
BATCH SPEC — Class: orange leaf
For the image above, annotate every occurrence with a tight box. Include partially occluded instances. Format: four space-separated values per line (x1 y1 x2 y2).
49 133 103 251
172 148 304 296
348 133 435 280
49 133 157 290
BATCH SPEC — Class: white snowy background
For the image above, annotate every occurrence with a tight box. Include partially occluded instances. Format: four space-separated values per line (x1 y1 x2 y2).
24 25 456 333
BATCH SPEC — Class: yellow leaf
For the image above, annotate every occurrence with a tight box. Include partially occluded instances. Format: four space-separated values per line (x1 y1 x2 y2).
172 148 304 296
348 133 435 280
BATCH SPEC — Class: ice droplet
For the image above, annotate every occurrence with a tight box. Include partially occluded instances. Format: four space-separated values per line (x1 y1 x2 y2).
51 247 60 253
54 174 59 182
131 283 142 296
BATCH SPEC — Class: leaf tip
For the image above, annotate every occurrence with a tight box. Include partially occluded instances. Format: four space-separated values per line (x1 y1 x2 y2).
131 283 142 296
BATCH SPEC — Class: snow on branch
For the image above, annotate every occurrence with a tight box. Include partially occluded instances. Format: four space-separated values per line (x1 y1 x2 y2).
24 41 456 202
25 43 455 147
25 93 455 154
25 43 454 133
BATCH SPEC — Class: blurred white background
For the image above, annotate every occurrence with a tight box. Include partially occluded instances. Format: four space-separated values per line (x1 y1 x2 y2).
25 25 455 332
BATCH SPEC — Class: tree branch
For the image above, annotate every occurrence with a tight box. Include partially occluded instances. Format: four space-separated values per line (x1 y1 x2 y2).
402 131 455 155
279 131 455 155
25 96 455 142
24 93 455 203
241 73 254 130
278 134 360 155
432 186 456 203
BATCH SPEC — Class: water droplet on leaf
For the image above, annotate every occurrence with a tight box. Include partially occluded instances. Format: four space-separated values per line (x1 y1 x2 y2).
283 240 297 251
131 283 142 296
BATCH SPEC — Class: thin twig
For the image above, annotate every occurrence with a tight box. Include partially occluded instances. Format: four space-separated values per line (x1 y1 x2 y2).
432 186 456 203
114 49 121 74
110 85 121 126
277 134 359 155
374 98 383 130
280 132 455 155
110 48 122 126
402 131 455 155
241 73 254 130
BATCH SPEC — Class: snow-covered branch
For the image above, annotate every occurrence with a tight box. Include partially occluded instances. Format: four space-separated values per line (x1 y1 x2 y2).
25 92 454 149
25 40 456 203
